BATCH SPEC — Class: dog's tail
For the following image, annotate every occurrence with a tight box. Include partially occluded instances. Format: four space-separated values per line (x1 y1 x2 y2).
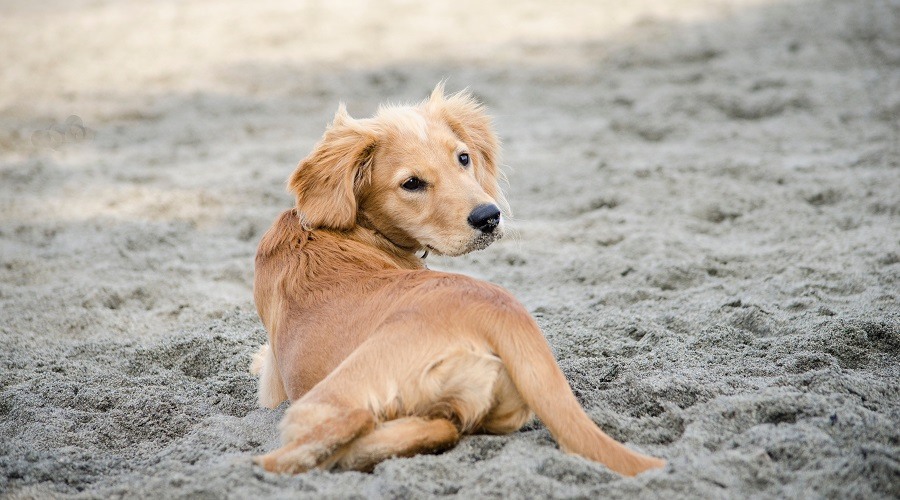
481 299 666 477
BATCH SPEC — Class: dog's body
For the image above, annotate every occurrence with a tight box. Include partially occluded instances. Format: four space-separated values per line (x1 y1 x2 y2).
251 85 665 476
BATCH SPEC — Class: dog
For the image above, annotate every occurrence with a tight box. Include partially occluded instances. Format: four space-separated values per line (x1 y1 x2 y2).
250 84 666 476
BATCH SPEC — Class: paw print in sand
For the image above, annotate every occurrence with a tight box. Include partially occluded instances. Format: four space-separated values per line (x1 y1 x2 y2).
31 115 95 151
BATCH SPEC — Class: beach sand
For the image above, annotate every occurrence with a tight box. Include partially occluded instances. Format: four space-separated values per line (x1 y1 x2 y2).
1 0 898 497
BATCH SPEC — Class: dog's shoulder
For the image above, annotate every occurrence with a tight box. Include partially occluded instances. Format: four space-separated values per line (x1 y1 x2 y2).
257 209 307 260
402 269 515 307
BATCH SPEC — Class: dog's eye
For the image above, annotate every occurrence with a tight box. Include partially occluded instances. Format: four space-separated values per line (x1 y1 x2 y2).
401 177 426 191
458 152 470 167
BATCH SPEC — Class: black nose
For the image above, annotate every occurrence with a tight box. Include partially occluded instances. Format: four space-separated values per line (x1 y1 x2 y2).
468 204 501 233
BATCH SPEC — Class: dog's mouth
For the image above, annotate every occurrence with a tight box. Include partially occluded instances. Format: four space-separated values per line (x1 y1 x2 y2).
427 228 502 257
468 230 501 252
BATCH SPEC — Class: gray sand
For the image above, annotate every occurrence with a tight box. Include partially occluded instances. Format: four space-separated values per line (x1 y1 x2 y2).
1 0 898 498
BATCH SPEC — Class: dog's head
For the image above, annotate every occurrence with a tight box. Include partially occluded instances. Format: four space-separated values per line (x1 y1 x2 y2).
288 84 507 256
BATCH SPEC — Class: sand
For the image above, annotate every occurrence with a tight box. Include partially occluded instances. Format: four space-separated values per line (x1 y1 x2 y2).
1 0 898 497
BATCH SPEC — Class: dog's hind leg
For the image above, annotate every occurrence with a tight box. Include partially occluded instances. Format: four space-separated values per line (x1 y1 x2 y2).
254 401 375 474
253 335 397 474
255 327 463 474
250 344 288 409
327 417 459 472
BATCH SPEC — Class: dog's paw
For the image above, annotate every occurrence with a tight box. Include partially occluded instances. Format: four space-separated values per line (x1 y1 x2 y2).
253 449 317 475
250 344 269 376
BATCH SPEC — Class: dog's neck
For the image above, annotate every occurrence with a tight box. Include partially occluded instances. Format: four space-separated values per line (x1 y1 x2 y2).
346 215 427 267
343 225 426 270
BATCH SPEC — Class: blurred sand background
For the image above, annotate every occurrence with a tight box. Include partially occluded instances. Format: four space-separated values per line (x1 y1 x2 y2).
1 0 898 497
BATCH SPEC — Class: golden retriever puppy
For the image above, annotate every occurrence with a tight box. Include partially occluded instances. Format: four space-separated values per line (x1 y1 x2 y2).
251 84 666 476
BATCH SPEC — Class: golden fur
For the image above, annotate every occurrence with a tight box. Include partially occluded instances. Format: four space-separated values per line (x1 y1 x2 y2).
251 84 666 476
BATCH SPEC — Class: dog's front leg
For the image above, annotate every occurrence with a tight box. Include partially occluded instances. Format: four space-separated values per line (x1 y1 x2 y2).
249 343 288 409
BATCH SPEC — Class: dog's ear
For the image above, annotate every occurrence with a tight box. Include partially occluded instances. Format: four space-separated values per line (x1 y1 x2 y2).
428 83 509 214
288 104 377 230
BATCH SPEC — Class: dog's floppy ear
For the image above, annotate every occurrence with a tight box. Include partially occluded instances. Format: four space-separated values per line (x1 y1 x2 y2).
428 83 509 214
288 105 377 230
